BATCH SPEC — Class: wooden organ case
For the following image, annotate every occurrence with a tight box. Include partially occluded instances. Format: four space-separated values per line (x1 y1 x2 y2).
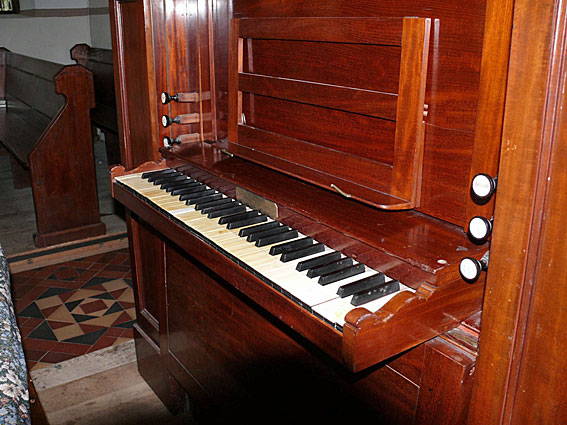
107 0 520 423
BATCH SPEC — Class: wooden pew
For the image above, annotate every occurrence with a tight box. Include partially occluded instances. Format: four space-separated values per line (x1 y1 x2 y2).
0 48 106 248
70 44 121 166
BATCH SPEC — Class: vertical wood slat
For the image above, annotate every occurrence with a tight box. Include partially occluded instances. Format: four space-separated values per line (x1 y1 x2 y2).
390 17 431 206
464 0 515 231
228 18 241 142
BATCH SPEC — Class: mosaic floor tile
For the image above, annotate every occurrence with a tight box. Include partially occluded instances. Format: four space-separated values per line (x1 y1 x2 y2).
10 249 135 371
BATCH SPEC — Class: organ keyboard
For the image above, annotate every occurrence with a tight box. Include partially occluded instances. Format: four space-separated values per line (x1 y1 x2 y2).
116 167 415 331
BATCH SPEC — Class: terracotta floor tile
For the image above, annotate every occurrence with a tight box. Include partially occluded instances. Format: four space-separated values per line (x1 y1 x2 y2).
104 327 125 337
79 299 109 315
23 348 48 362
108 253 129 265
52 341 91 356
19 326 38 339
41 351 78 364
12 284 34 299
121 328 134 338
33 265 60 279
94 270 126 279
22 337 58 352
21 317 44 329
87 336 116 353
103 264 130 273
60 261 95 269
74 269 99 283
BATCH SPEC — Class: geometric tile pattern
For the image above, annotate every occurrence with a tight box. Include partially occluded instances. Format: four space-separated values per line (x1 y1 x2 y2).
10 249 135 371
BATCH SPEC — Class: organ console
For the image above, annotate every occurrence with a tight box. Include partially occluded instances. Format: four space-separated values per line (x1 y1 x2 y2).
108 0 567 423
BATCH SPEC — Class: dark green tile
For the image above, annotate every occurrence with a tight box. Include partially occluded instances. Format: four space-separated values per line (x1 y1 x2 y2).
104 302 123 315
18 302 44 319
28 321 57 341
92 292 114 300
37 287 74 299
82 276 116 289
71 313 97 323
64 300 82 312
64 328 106 345
114 320 135 329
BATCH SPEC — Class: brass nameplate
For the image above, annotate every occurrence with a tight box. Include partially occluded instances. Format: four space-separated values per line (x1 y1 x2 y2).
236 187 278 220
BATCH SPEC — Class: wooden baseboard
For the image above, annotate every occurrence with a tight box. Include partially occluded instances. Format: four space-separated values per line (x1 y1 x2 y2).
7 232 128 273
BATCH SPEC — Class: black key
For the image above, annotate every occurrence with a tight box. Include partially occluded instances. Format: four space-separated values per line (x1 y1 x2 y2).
143 168 175 180
306 257 353 278
269 237 313 256
152 172 183 185
180 188 216 201
350 280 400 306
219 210 261 225
337 273 386 298
256 229 298 247
296 251 341 272
160 175 189 189
247 225 289 242
185 193 223 205
318 263 365 286
166 180 198 192
239 221 281 237
199 199 239 214
280 243 325 263
207 204 247 218
173 184 207 196
226 215 268 229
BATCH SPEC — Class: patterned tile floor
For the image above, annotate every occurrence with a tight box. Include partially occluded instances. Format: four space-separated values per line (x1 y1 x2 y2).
10 249 135 371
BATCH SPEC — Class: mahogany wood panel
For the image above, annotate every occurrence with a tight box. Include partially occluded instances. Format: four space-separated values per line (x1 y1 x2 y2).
133 325 187 415
244 40 401 94
110 0 158 169
229 16 430 210
128 214 163 345
219 0 490 226
468 0 567 423
415 338 475 425
240 94 396 164
165 245 417 425
464 0 515 228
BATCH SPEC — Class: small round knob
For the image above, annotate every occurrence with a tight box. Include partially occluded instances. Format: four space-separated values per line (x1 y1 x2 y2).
459 257 483 283
161 92 179 105
460 251 490 283
161 115 173 127
471 173 497 204
468 216 493 244
163 136 181 147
